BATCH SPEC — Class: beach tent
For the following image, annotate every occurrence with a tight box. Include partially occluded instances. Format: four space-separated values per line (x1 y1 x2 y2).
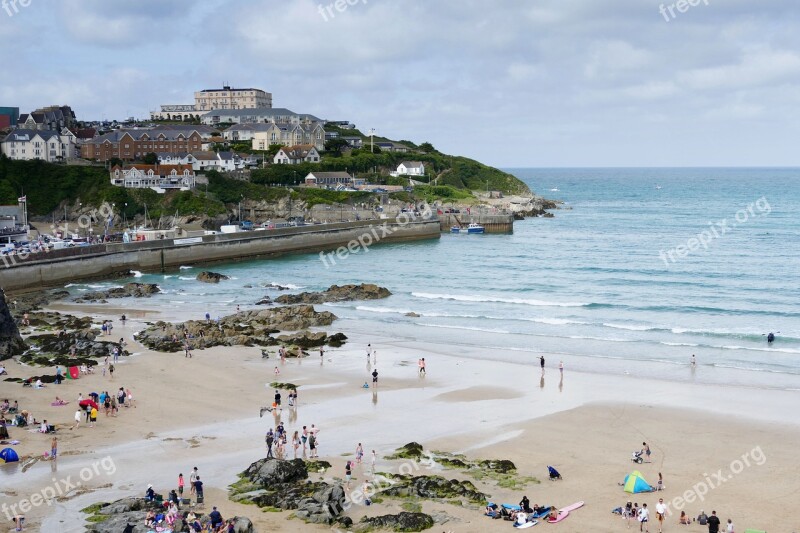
65 366 80 380
623 470 654 493
0 447 19 463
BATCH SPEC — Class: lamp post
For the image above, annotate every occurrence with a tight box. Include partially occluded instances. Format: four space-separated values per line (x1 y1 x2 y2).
124 203 128 228
369 128 376 153
78 202 83 236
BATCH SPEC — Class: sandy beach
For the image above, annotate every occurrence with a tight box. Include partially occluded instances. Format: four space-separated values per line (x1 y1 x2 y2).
1 301 798 532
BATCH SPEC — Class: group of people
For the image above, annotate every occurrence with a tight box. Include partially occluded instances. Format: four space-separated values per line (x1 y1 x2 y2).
144 469 236 532
265 423 320 459
621 500 733 532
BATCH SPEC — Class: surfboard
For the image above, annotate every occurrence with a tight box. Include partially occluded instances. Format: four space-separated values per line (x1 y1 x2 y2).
561 501 584 513
513 520 538 528
547 502 584 523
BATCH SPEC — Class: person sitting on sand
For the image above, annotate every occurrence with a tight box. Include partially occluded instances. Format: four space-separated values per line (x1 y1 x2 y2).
53 397 67 406
1 399 9 413
145 510 156 527
678 511 690 525
34 379 44 389
520 496 532 513
549 507 559 521
0 365 6 376
515 511 528 526
697 510 708 525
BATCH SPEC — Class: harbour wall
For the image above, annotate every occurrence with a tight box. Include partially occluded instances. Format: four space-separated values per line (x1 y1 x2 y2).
0 218 440 293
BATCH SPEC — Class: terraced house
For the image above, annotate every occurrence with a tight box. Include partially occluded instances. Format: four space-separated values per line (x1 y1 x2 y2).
0 129 76 162
251 123 325 152
82 128 203 162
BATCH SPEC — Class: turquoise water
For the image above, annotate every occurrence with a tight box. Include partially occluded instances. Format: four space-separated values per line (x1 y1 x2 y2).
70 168 800 390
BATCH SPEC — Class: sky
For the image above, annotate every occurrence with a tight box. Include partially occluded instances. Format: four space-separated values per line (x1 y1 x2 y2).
1 0 800 167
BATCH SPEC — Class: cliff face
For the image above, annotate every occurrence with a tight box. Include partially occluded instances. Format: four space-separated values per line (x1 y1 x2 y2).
0 289 26 361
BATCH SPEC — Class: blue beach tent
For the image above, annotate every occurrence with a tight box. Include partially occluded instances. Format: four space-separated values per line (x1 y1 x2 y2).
623 470 654 493
0 447 19 463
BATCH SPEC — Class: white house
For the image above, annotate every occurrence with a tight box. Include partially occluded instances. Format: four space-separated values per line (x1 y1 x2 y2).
0 129 76 162
110 164 196 192
274 144 320 165
157 151 245 172
391 161 426 177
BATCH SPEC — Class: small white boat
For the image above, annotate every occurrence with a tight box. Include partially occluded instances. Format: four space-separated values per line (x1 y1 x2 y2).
450 223 485 234
655 185 662 190
550 187 559 192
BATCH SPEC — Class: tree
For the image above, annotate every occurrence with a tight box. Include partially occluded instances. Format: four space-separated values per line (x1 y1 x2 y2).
419 142 436 153
324 138 349 156
108 157 123 168
142 152 158 165
266 144 283 158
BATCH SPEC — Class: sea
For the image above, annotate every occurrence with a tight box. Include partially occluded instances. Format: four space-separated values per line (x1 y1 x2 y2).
67 168 800 391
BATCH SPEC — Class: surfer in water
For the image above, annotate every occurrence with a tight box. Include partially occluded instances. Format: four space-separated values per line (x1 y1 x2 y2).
767 332 775 345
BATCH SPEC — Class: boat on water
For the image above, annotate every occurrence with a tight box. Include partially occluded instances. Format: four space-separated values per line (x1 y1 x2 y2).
450 222 485 234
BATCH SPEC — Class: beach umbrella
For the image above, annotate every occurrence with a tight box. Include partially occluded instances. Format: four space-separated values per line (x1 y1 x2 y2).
78 399 98 410
65 366 80 380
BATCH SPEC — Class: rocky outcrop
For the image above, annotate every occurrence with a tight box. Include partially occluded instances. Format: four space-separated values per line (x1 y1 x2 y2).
276 331 348 349
196 271 230 283
7 289 70 315
232 458 349 527
360 512 435 532
134 306 337 353
380 475 488 504
74 283 160 303
0 289 27 361
26 330 125 359
83 497 253 533
275 284 391 305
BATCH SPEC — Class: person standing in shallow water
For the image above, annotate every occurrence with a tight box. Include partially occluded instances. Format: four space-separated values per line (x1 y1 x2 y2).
540 355 545 373
372 369 378 386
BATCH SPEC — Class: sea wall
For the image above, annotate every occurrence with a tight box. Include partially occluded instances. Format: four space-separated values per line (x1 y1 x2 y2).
437 213 514 233
0 218 440 293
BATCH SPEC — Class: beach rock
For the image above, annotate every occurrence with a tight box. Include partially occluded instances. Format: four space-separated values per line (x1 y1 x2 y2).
477 459 516 473
247 458 309 485
134 305 336 353
7 289 70 315
196 271 230 283
277 331 327 348
359 512 435 532
26 331 125 360
326 332 348 348
263 283 291 290
405 312 421 317
234 458 345 524
274 283 391 305
86 512 149 533
0 289 27 361
255 296 272 305
381 475 488 504
386 442 424 460
74 283 160 303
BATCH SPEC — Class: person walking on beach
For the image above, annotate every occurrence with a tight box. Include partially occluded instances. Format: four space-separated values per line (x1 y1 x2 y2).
308 432 318 458
366 344 371 360
655 498 666 533
624 501 633 529
178 473 184 498
356 443 364 464
638 502 650 533
707 511 721 533
184 340 192 358
302 426 308 452
371 449 377 474
189 467 198 495
418 358 426 374
50 436 57 460
559 361 564 375
72 408 81 429
372 369 379 387
642 442 651 462
108 363 114 380
292 431 301 459
691 354 696 366
345 460 352 488
540 356 545 372
265 429 275 459
319 346 324 358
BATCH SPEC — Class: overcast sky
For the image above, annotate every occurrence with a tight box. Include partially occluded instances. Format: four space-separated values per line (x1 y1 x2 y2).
1 0 799 167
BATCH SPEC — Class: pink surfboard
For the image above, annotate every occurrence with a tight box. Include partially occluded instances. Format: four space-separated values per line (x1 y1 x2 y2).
547 501 584 523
